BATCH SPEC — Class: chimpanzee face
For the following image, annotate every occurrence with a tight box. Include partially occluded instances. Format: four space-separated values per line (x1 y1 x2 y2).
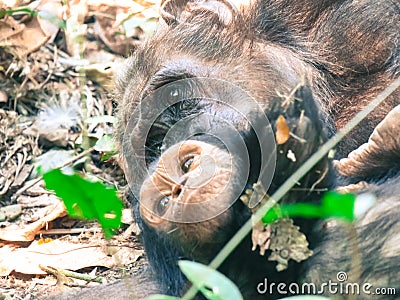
121 77 277 232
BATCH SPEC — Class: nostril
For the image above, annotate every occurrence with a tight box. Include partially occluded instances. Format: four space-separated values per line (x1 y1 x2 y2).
172 177 187 198
172 185 183 198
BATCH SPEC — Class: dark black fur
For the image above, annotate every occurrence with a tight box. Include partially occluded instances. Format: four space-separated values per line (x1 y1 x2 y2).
52 1 400 299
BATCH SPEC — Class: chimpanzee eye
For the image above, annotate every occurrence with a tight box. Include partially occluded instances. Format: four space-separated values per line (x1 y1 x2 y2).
166 85 183 100
156 196 171 216
181 157 194 173
170 88 180 98
166 83 193 101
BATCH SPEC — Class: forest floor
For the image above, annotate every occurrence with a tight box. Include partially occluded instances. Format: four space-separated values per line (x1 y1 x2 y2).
0 1 157 299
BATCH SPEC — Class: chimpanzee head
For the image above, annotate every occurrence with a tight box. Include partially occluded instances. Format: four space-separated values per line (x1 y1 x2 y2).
115 0 333 255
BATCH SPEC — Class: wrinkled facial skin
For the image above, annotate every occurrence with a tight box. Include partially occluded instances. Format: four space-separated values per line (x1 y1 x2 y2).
138 140 247 260
140 140 236 231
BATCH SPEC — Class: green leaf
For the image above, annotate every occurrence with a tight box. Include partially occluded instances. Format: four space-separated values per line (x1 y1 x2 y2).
261 205 282 224
42 169 123 239
321 191 355 221
94 134 118 161
146 295 181 300
178 261 243 300
262 191 355 224
94 134 117 152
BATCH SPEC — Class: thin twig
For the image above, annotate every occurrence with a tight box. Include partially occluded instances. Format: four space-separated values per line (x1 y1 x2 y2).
37 228 102 235
39 265 103 283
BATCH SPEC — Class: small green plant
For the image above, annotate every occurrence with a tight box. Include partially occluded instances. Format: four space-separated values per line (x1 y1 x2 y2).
86 115 118 160
147 261 243 300
42 168 122 239
94 134 118 161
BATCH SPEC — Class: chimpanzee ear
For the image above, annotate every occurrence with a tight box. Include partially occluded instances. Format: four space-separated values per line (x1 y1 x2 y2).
160 0 240 26
267 82 333 203
336 104 400 182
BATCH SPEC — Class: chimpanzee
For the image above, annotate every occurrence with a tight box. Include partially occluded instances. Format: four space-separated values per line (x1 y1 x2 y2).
53 0 400 299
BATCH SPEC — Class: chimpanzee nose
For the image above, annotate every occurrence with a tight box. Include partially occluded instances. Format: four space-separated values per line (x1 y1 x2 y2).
171 185 182 199
171 177 187 199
